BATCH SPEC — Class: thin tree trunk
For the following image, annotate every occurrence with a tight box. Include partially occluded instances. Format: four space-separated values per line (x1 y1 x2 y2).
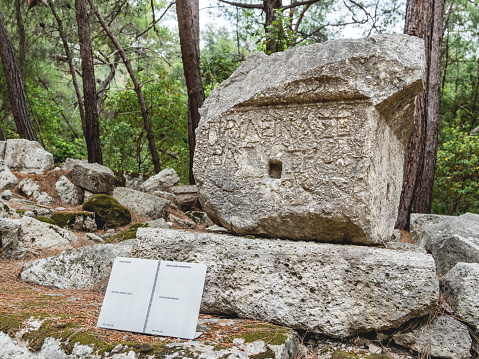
395 0 445 229
96 53 119 113
75 0 102 164
47 0 86 135
15 0 26 81
0 9 38 141
176 0 205 184
87 0 161 173
0 122 6 141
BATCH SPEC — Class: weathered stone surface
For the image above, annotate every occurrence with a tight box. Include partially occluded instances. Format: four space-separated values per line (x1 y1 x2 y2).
0 166 18 190
393 316 472 359
135 228 439 338
443 263 479 331
145 218 171 229
168 214 196 229
113 187 170 220
14 216 77 251
55 175 81 205
417 217 479 276
141 167 180 192
0 218 22 258
113 169 147 191
186 211 209 224
17 177 53 205
71 162 115 193
193 35 424 244
62 158 86 171
83 194 131 229
0 200 19 219
153 190 178 203
1 139 53 174
21 240 134 290
409 213 455 238
0 190 12 200
166 185 198 209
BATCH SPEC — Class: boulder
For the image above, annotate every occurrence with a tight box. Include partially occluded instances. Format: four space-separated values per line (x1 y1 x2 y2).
0 199 20 219
409 213 455 238
140 167 180 192
61 158 86 171
71 162 115 193
0 218 23 258
1 139 53 174
83 194 131 229
51 212 97 232
0 166 18 189
443 263 479 331
113 187 170 220
113 169 147 190
392 316 472 359
166 185 198 209
17 178 53 205
135 228 439 338
186 211 209 224
145 218 171 229
21 240 135 290
1 190 12 200
417 217 479 276
193 35 424 244
14 216 77 251
55 175 81 205
153 190 178 204
168 214 196 229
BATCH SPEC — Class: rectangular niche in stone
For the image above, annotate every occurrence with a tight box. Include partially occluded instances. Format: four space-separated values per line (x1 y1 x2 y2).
193 34 425 245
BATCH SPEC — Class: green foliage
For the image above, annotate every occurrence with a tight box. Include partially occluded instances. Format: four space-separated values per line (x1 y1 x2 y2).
101 68 188 182
432 128 479 215
83 194 131 229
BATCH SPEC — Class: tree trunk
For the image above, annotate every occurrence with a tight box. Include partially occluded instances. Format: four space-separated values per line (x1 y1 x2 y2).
15 0 26 81
395 0 445 230
0 9 38 141
87 0 161 174
75 0 103 164
263 0 283 53
176 0 205 184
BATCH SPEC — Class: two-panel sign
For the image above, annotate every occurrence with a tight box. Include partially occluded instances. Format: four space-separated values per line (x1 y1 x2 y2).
97 257 207 340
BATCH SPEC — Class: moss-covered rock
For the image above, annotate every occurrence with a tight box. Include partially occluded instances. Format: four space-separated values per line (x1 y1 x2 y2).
106 223 148 243
35 217 56 225
51 212 97 232
83 194 131 229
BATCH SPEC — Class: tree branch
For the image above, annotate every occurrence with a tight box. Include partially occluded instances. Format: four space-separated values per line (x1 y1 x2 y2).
217 0 263 9
281 0 322 10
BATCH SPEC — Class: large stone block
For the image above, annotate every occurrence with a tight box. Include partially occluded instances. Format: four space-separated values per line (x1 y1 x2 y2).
2 139 53 174
113 187 170 220
71 162 115 193
193 35 424 244
135 228 439 338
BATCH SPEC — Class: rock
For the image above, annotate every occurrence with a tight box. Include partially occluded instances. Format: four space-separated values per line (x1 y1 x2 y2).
145 218 171 229
140 167 180 192
153 190 178 203
417 217 479 276
393 316 472 359
113 187 170 220
21 241 134 290
61 158 86 171
71 162 115 193
84 190 95 202
24 211 35 218
0 166 18 189
186 211 209 224
0 218 23 258
14 216 77 251
168 214 196 229
135 228 439 338
206 224 230 233
410 213 455 238
1 190 12 200
113 169 147 190
86 233 104 243
0 199 19 219
83 194 131 229
17 178 53 205
166 185 198 209
443 263 479 331
15 203 52 218
2 139 53 174
193 35 424 244
55 175 81 205
51 212 97 232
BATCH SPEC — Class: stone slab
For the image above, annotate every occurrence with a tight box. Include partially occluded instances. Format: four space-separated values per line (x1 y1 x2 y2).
193 34 425 245
113 187 170 220
135 228 439 338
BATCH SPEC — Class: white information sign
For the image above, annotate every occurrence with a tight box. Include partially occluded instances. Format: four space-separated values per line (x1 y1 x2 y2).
97 257 207 340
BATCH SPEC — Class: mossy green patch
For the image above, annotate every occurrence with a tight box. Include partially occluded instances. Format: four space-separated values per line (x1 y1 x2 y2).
106 223 148 243
331 350 389 359
51 212 92 229
83 194 131 229
35 216 56 225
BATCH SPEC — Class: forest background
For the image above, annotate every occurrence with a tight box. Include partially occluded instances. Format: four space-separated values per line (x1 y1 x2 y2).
0 0 477 217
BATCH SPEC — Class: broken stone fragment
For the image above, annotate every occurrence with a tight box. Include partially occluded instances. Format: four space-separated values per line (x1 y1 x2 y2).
1 139 53 174
194 34 425 245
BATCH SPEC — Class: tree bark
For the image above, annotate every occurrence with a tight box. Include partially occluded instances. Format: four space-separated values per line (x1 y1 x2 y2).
176 0 205 184
395 0 445 229
0 9 38 141
87 0 161 174
75 0 103 164
15 0 26 81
